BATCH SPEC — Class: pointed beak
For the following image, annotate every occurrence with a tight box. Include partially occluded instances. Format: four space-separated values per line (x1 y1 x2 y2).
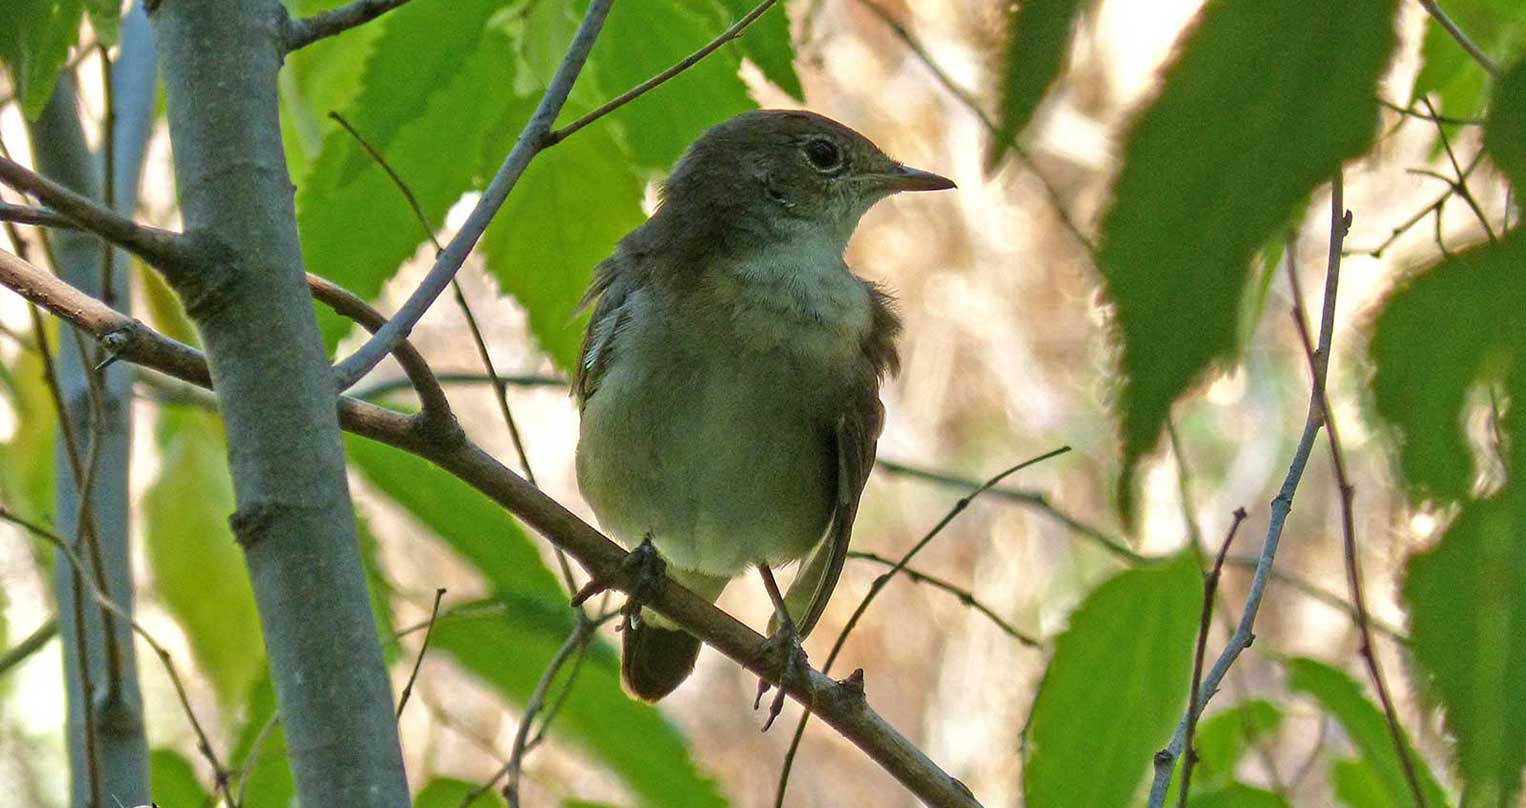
878 163 957 193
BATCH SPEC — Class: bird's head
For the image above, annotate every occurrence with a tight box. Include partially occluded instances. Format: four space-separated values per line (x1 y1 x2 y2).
661 110 955 246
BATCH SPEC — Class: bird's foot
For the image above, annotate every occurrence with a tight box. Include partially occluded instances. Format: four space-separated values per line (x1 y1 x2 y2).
618 536 666 631
752 619 808 732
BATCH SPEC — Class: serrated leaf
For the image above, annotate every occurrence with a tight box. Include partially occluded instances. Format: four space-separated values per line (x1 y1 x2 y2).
434 611 728 808
1369 233 1526 501
149 748 212 808
1185 783 1289 808
479 121 645 371
345 436 562 599
1403 495 1526 804
708 0 802 100
1024 552 1201 808
297 21 521 350
993 0 1085 162
1485 57 1526 187
1286 657 1451 808
1098 0 1397 519
142 408 264 707
581 0 754 170
416 777 510 808
0 0 84 119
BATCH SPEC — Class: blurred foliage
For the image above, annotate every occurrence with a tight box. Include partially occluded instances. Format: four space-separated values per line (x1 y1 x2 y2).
5 0 1526 805
1023 551 1199 808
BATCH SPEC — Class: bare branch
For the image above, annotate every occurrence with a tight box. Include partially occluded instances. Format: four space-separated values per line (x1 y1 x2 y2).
283 0 420 52
1177 509 1248 808
0 618 58 676
847 551 1039 646
0 155 190 272
331 0 614 390
1145 176 1348 807
0 246 986 808
1418 0 1501 78
395 587 445 721
0 201 79 229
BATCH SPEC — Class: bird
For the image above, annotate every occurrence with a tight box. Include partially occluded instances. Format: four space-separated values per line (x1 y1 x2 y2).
573 109 954 717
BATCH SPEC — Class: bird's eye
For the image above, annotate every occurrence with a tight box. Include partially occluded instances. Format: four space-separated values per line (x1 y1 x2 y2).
803 139 843 172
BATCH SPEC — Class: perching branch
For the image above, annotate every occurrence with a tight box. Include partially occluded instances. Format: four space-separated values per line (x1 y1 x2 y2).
1145 175 1348 807
0 246 985 808
282 0 420 52
0 201 79 229
330 0 614 390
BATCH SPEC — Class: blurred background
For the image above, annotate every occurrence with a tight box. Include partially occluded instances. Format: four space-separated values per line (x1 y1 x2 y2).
0 0 1513 805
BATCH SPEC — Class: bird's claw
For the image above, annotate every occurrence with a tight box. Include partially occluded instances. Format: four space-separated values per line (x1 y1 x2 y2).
752 620 807 732
618 536 666 631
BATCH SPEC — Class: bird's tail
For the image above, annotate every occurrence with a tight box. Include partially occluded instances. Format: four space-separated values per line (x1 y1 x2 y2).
622 620 703 701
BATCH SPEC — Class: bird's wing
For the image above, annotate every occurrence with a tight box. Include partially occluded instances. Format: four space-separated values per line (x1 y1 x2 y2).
573 254 634 406
785 390 885 638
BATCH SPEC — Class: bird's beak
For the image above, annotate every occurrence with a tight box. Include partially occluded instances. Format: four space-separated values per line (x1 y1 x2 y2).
876 163 957 193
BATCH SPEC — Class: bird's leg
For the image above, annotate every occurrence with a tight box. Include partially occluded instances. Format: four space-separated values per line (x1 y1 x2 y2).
753 563 808 732
570 535 667 631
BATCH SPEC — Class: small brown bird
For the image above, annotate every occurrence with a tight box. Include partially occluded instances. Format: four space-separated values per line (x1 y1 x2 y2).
573 110 953 712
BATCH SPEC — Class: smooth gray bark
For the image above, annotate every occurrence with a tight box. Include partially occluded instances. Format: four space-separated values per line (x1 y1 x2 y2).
148 1 410 803
28 8 157 804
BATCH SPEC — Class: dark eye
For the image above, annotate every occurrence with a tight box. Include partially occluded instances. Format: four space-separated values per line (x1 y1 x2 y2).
803 139 843 172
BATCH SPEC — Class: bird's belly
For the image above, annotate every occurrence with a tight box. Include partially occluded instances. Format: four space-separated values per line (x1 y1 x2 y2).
576 351 837 577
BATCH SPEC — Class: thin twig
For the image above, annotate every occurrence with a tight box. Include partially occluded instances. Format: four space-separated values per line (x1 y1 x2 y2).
331 0 614 390
1420 97 1496 243
1377 97 1483 126
1346 149 1485 257
396 587 446 720
0 246 986 808
97 44 118 308
546 0 780 145
849 0 1094 256
1176 508 1248 808
0 202 80 229
1289 263 1427 808
1145 174 1348 807
1418 0 1500 77
773 447 1069 808
0 618 59 678
351 372 565 401
847 551 1039 646
283 0 420 52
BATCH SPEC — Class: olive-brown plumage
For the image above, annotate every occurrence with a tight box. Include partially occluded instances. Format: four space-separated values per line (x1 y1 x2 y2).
574 110 952 701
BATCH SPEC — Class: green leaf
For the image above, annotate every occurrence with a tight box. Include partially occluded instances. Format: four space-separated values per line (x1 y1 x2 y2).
582 0 754 170
0 348 57 524
1098 0 1397 518
0 0 84 119
83 0 117 47
149 748 212 807
297 17 520 350
1193 699 1282 786
345 436 563 599
1285 657 1451 808
1412 0 1526 123
479 121 646 372
1330 758 1396 808
357 513 400 665
278 0 383 180
1369 233 1526 501
1024 551 1201 808
707 0 803 100
1403 495 1526 804
993 0 1085 161
1485 57 1526 188
415 777 509 808
434 611 727 808
142 408 264 707
1185 783 1289 808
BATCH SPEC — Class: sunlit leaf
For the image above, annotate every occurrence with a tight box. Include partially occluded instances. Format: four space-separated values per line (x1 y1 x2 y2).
1369 233 1526 501
478 121 645 372
1193 699 1282 786
278 0 384 179
1024 551 1201 808
297 18 520 350
230 675 294 808
149 748 212 807
142 408 264 707
83 0 117 47
0 0 84 119
1286 657 1451 808
0 348 57 524
434 611 728 808
1099 0 1397 518
1185 784 1289 808
1412 0 1526 124
707 0 802 100
993 0 1085 162
1403 496 1526 804
1330 757 1396 808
